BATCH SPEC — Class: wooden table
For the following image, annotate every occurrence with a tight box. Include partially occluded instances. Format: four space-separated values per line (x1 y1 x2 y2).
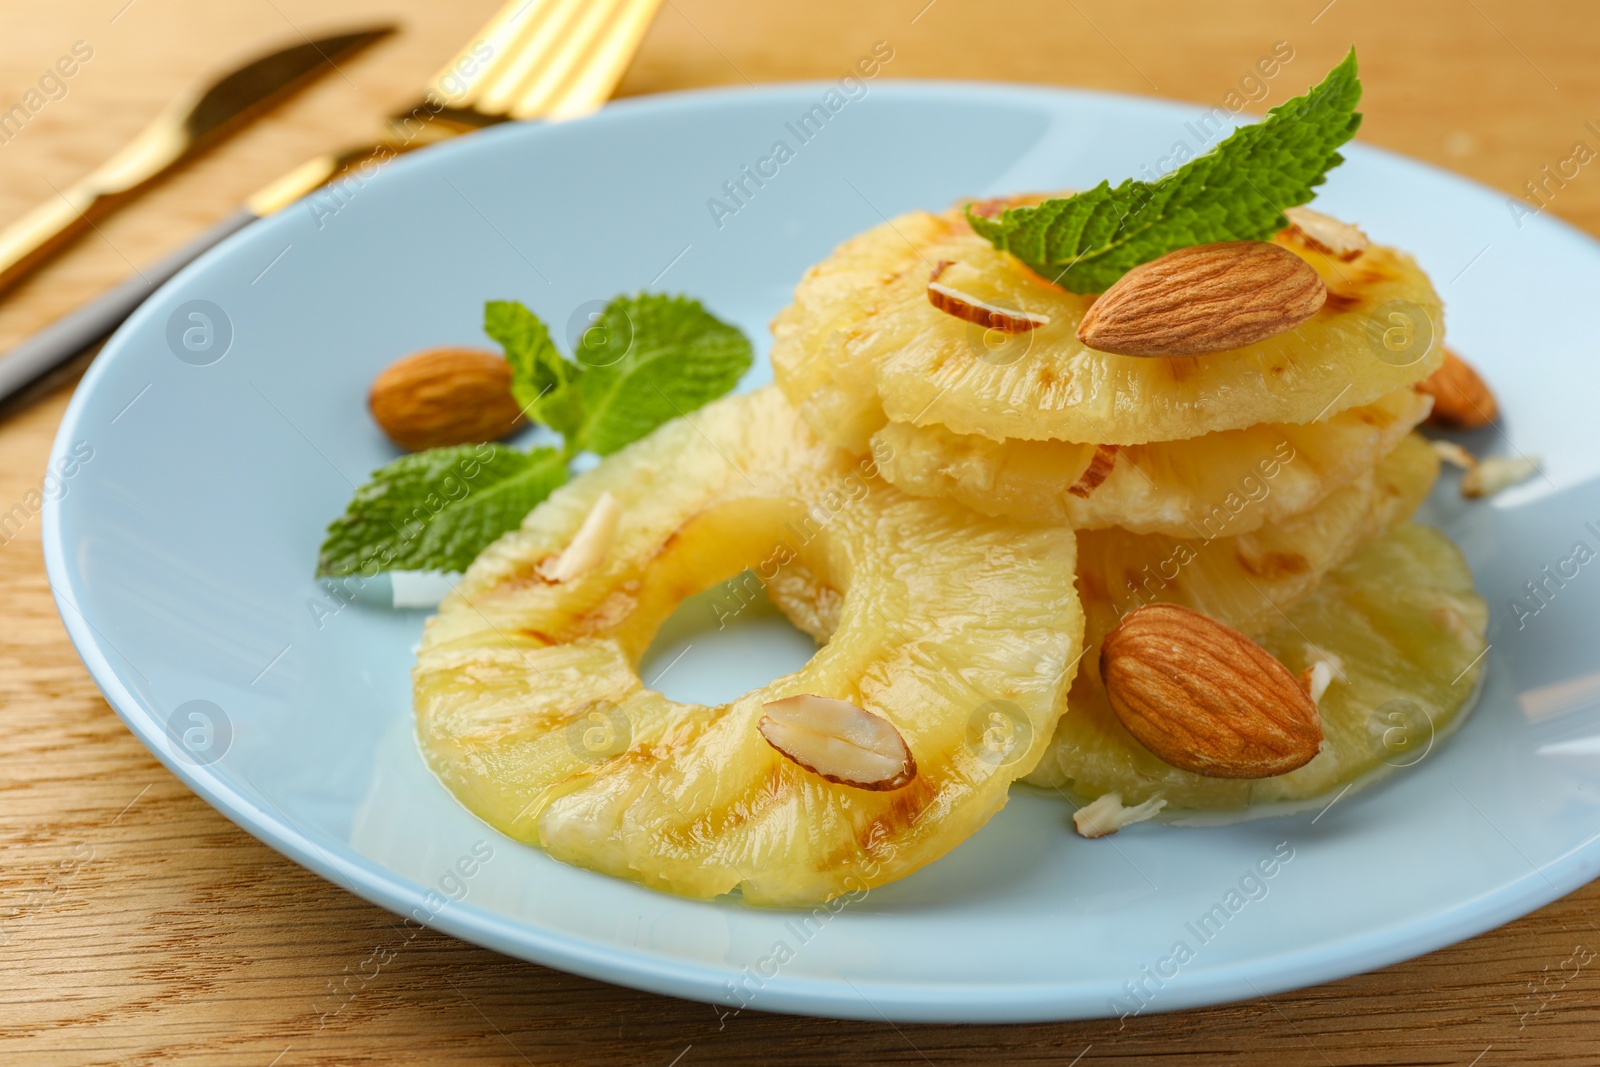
3 1 1597 1062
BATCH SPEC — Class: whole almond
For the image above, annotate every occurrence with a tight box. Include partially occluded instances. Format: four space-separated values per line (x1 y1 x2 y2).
1416 347 1498 429
1077 241 1327 358
1100 603 1323 779
369 347 525 451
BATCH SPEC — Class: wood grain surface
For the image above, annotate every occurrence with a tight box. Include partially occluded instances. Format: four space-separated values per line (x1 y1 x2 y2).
4 1 1599 1063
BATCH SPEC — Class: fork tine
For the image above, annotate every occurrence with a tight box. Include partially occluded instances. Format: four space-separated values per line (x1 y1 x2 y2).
426 0 562 110
471 0 590 114
498 0 629 120
540 0 663 120
421 0 662 122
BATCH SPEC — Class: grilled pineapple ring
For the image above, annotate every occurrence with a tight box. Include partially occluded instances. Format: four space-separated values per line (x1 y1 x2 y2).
874 387 1432 535
414 387 1084 905
772 202 1445 449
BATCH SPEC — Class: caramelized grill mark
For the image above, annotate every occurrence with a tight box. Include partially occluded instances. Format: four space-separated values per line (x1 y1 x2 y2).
658 758 787 851
1322 290 1362 313
1164 356 1200 382
486 559 561 594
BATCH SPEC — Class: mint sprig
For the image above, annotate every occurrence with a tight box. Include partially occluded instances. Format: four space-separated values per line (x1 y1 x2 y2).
969 49 1363 294
315 293 751 579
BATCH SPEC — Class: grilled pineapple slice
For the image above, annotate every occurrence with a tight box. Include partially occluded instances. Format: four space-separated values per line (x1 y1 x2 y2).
771 201 1444 448
1026 523 1487 810
414 387 1084 905
1071 432 1437 655
873 388 1431 535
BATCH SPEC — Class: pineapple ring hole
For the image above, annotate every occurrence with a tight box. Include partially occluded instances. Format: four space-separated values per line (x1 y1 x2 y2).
571 494 852 703
637 572 818 706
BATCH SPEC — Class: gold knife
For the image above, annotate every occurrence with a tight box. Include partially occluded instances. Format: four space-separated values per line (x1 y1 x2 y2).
0 25 395 296
0 0 661 409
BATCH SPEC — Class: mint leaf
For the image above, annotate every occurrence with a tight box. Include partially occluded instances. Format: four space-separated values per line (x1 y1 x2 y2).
969 49 1363 293
486 300 585 442
573 293 752 455
316 444 568 577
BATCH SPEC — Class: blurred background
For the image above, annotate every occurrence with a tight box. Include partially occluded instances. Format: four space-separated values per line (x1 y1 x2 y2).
2 1 1597 1063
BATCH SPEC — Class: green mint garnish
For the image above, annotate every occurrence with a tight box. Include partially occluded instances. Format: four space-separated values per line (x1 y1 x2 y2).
571 293 753 455
487 300 585 443
968 48 1363 294
316 292 751 579
316 444 569 577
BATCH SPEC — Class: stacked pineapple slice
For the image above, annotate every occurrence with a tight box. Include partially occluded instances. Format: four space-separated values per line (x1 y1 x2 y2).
772 200 1489 813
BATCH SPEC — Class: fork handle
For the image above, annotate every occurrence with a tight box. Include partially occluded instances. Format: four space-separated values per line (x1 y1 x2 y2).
0 208 255 405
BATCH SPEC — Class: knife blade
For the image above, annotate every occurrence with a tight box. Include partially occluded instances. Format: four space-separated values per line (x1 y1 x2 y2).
0 24 395 298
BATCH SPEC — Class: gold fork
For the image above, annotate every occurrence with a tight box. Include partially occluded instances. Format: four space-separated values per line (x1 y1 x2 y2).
0 0 663 407
249 0 663 215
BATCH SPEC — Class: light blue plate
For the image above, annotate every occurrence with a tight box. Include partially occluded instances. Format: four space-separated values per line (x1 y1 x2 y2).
41 81 1600 1023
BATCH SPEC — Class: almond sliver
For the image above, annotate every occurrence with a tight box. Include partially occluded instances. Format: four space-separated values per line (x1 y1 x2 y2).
759 694 916 791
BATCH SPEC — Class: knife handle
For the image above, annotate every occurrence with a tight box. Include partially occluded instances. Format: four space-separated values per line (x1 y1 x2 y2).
0 208 256 404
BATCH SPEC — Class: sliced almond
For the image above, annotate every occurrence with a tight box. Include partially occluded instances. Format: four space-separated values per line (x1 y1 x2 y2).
1078 241 1327 358
1100 603 1323 779
1073 792 1166 839
1416 348 1499 429
1281 206 1369 261
758 695 916 791
1430 439 1477 470
928 261 1049 333
1066 444 1118 499
1461 454 1541 499
538 491 622 583
1300 660 1336 706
